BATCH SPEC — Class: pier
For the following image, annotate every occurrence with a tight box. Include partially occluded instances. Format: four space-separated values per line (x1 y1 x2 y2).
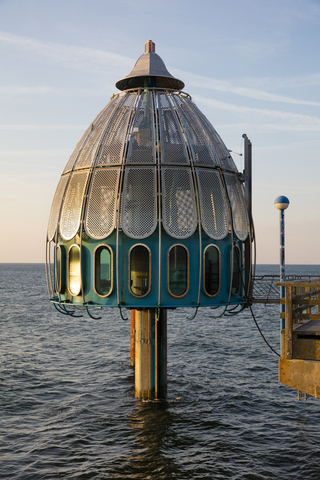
276 279 320 399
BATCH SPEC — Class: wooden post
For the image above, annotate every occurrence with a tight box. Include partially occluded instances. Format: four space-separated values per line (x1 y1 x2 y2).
285 285 293 359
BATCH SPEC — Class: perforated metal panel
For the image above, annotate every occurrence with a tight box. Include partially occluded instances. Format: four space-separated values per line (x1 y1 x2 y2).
59 171 89 240
85 168 120 239
73 95 121 171
171 94 216 167
97 94 136 166
121 167 157 239
224 173 249 241
127 91 156 164
162 167 197 238
196 169 230 240
157 92 189 165
63 125 92 174
47 174 69 241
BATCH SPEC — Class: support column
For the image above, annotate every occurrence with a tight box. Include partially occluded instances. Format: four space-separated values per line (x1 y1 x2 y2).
134 308 167 398
130 309 135 366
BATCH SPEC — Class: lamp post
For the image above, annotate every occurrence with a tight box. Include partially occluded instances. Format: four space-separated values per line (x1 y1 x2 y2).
274 196 290 334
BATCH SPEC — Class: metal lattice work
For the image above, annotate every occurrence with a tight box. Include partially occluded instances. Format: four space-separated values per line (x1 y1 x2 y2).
224 173 249 241
196 169 229 240
171 94 216 167
127 91 156 164
157 93 189 165
121 167 157 239
73 96 121 171
179 96 222 167
47 174 69 241
59 171 89 240
97 94 136 166
85 168 120 239
184 98 237 172
63 125 92 174
162 167 197 238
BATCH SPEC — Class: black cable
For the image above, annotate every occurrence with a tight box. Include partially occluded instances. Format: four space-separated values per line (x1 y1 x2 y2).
235 246 280 357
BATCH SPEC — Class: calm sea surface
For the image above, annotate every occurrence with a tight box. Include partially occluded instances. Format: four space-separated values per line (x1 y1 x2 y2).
1 263 320 479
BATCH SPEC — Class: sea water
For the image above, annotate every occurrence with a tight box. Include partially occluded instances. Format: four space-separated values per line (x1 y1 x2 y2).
1 263 320 479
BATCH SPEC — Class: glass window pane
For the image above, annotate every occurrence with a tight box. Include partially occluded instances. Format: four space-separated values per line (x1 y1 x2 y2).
55 245 63 293
94 245 112 296
204 246 220 296
69 246 81 296
232 246 241 295
168 245 188 297
130 245 150 297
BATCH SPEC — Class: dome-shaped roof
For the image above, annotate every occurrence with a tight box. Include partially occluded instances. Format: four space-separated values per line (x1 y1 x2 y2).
115 40 184 91
47 89 248 245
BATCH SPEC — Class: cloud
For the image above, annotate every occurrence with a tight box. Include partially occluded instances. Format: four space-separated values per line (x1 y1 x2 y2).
0 148 72 158
0 31 134 73
193 95 320 131
173 69 320 107
0 124 86 131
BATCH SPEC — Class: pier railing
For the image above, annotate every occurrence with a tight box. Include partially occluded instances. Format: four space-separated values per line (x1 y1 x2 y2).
251 275 319 304
276 279 320 399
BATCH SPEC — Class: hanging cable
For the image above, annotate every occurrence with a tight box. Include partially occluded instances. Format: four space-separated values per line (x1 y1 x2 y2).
234 247 280 357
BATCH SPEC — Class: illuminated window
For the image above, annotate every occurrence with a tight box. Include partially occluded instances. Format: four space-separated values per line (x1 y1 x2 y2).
55 244 65 294
203 245 220 297
168 244 189 297
231 246 241 295
93 245 113 297
129 244 151 297
68 245 81 296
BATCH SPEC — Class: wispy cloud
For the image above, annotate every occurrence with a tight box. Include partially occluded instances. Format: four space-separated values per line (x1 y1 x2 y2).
0 124 86 131
173 70 320 107
193 95 320 131
0 31 134 73
0 148 72 158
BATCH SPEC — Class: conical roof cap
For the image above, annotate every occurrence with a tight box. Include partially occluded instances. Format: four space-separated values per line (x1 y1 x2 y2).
116 40 184 91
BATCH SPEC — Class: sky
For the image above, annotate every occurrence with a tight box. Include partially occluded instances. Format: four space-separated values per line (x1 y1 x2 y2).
0 0 319 264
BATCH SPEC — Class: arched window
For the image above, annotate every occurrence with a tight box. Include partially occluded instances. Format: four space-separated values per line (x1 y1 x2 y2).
203 245 220 297
129 244 151 297
231 245 241 295
55 244 66 294
68 245 81 296
93 245 113 297
168 244 189 297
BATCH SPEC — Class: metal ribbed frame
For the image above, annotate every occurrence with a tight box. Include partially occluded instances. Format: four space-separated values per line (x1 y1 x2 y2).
224 173 249 241
46 87 250 308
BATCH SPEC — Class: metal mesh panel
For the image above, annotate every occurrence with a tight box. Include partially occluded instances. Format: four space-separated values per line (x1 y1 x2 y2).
121 167 157 239
47 174 69 241
162 168 197 238
59 171 89 240
157 92 189 165
196 169 230 240
127 91 156 164
85 168 120 239
63 124 92 174
171 94 216 167
187 100 237 172
224 173 249 241
97 94 136 166
73 96 121 171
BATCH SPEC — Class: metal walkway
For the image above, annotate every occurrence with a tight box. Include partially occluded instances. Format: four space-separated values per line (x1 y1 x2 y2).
251 275 320 304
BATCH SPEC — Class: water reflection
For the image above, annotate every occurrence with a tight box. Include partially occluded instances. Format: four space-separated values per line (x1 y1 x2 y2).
112 400 179 479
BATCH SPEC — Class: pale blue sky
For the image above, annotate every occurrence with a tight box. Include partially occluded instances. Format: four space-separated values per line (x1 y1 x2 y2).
0 0 319 263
